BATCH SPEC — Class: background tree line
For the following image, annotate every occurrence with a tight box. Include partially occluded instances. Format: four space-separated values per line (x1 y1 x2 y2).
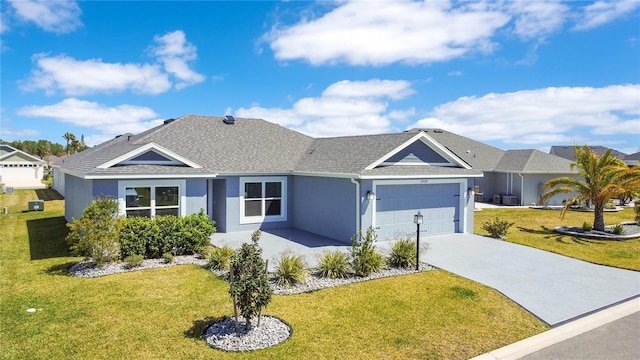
1 132 89 158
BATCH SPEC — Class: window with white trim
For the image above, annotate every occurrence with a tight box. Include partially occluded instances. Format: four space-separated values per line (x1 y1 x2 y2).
240 177 287 223
118 180 185 218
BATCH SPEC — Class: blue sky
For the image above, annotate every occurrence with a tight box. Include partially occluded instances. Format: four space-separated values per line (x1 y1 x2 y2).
1 0 639 154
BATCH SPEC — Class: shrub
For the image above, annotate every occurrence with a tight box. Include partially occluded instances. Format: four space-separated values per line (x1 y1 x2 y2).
274 253 307 286
350 227 385 277
66 196 122 265
124 254 144 269
612 224 624 235
604 200 617 209
206 246 234 271
179 210 216 254
389 238 417 269
228 230 272 330
582 221 593 231
316 251 350 279
153 215 183 257
482 217 515 239
120 216 158 259
162 252 174 264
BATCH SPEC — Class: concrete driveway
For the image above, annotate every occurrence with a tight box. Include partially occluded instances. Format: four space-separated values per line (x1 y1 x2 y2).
211 229 640 327
422 233 640 327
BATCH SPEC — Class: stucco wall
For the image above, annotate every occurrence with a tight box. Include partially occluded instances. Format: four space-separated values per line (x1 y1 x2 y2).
64 175 94 222
293 176 357 243
186 179 207 215
222 176 294 233
51 168 65 197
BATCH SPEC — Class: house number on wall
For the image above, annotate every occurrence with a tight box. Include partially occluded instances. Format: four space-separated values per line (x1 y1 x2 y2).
420 179 429 184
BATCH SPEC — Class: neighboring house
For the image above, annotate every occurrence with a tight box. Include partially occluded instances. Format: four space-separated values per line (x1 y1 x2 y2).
623 151 640 167
422 130 579 206
0 144 46 189
550 145 629 163
53 115 483 243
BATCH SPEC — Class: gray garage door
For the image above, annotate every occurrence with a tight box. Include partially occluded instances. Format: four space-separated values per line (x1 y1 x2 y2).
375 183 459 241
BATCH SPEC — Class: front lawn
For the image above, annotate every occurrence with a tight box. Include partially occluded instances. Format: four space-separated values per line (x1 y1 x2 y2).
474 206 640 271
1 189 546 359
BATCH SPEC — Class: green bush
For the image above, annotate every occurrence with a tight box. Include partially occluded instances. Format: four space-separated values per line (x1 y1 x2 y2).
482 217 515 238
612 224 624 235
153 215 182 257
120 211 216 260
124 254 144 269
180 210 216 254
274 253 307 286
582 221 593 231
206 246 234 271
350 227 385 277
66 196 122 265
316 251 350 279
120 216 158 258
389 238 417 269
162 252 174 264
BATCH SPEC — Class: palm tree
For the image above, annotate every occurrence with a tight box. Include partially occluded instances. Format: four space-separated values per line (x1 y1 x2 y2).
62 132 76 156
541 145 640 231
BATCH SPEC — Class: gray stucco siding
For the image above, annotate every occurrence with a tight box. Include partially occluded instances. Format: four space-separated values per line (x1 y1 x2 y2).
51 168 65 197
64 175 94 222
93 179 118 198
221 176 294 233
186 179 207 215
293 176 356 243
385 141 449 164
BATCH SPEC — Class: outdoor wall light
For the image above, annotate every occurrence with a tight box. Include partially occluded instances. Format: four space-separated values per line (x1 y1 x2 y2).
366 191 376 201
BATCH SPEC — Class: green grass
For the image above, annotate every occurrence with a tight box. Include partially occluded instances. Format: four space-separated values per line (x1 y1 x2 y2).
0 190 549 359
475 207 640 271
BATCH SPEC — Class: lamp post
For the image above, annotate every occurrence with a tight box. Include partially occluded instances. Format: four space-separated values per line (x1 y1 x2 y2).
413 211 423 271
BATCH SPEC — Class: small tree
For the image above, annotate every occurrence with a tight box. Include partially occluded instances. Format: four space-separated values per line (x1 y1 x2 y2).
350 226 385 277
66 196 122 265
228 230 272 331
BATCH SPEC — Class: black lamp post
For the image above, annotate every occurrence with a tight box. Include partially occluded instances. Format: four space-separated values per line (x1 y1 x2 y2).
413 211 423 271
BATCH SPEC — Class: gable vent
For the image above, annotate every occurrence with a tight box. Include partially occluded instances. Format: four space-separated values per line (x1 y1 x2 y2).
223 115 235 124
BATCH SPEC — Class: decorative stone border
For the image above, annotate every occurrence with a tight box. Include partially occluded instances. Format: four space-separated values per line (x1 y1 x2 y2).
554 222 640 240
203 315 292 352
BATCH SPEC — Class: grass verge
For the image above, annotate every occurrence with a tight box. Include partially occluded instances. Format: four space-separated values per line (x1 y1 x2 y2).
1 190 547 359
474 206 640 271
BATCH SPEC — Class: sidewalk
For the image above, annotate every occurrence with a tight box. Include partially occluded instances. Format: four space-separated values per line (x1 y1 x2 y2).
471 297 640 360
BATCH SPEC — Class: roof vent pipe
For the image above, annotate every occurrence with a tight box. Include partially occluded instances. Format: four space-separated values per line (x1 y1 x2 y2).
223 115 235 124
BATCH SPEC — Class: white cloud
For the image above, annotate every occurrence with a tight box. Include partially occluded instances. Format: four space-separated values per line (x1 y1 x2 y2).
22 54 171 96
411 84 640 145
447 71 463 77
21 31 204 95
574 1 640 31
150 30 205 89
265 1 510 66
8 0 82 34
235 79 414 136
507 0 569 39
17 98 163 145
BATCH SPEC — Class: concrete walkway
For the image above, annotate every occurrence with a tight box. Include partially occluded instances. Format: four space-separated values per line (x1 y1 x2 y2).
423 233 640 326
211 229 349 271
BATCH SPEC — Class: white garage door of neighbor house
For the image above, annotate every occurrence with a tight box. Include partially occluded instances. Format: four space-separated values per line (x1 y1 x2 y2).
375 183 460 241
1 166 39 180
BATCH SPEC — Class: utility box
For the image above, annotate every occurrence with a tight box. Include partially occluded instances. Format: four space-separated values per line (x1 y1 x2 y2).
28 200 44 211
4 187 14 195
